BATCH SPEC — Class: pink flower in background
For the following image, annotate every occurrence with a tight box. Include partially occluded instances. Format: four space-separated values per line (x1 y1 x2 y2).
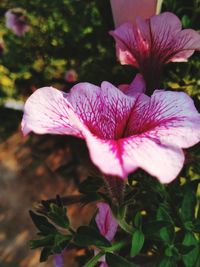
21 78 200 183
95 202 118 267
0 42 4 56
5 9 29 36
110 0 158 27
110 12 200 92
64 69 78 83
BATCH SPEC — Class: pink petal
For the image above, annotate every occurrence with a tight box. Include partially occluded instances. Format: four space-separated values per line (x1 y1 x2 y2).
22 87 82 137
145 90 200 148
67 81 135 139
110 22 139 67
110 0 157 27
99 262 108 267
121 136 184 183
95 203 118 241
119 74 146 96
83 131 138 178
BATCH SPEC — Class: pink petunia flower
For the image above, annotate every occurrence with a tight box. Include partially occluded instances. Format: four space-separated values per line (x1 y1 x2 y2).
110 12 200 93
95 202 118 267
64 69 78 83
5 9 29 36
21 78 200 183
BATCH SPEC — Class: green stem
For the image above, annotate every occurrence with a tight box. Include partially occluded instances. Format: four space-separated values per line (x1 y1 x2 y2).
117 218 134 234
85 251 105 267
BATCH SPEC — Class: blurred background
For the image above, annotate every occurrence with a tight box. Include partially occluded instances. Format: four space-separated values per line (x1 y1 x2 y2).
0 0 200 266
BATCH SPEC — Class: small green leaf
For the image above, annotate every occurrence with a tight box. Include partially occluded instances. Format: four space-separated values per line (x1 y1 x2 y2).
40 247 52 262
29 210 57 234
158 257 177 267
133 212 142 229
130 229 145 257
30 235 54 249
157 205 174 244
53 234 72 253
182 232 199 267
74 226 111 248
48 203 69 229
181 15 191 28
180 190 196 223
176 243 195 255
106 253 138 267
192 219 200 233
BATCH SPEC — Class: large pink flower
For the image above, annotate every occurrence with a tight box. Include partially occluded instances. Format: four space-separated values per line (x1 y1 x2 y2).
5 9 29 36
110 12 200 92
22 80 200 183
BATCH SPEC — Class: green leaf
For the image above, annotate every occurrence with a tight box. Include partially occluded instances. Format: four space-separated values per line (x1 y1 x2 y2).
143 220 172 235
133 212 142 229
74 226 111 248
106 253 138 267
182 232 199 267
176 243 195 255
30 235 54 249
192 219 200 233
48 203 69 229
53 234 72 253
180 190 196 223
78 176 104 194
181 15 191 28
157 205 174 244
40 247 52 262
130 229 145 257
158 257 177 267
29 210 57 235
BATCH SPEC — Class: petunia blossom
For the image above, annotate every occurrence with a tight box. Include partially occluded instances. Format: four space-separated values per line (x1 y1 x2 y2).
5 9 29 36
21 79 200 183
110 12 200 93
95 202 118 267
64 69 78 83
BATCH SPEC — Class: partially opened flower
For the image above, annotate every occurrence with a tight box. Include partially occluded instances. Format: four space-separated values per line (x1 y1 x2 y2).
110 12 200 93
22 79 200 183
96 202 118 241
95 202 118 267
5 9 29 36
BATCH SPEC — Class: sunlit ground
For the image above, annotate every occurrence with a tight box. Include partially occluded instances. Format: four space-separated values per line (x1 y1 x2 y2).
0 107 95 267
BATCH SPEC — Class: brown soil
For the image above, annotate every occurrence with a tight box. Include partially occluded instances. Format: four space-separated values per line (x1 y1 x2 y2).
0 108 96 267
